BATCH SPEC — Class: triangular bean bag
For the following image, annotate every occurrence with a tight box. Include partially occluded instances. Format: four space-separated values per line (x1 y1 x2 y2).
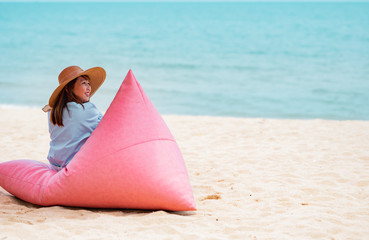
0 70 196 211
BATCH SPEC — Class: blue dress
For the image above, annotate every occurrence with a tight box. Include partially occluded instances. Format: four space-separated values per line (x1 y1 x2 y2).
47 102 102 170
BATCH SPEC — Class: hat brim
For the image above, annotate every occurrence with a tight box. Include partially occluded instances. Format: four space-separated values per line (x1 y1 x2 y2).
48 67 106 108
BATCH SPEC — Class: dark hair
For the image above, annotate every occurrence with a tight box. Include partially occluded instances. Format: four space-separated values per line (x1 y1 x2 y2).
50 75 89 126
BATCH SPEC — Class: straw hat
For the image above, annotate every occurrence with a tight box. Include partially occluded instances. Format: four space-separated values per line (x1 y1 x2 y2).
45 66 106 110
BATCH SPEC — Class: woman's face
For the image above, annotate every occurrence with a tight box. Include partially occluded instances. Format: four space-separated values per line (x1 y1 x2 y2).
72 76 91 102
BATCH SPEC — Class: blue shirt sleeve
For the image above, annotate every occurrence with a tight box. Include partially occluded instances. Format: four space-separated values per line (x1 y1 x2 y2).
47 102 102 168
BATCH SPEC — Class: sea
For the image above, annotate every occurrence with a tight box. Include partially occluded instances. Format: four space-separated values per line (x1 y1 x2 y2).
0 2 368 120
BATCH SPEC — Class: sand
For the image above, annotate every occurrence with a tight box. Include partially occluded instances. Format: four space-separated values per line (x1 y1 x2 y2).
1 106 369 239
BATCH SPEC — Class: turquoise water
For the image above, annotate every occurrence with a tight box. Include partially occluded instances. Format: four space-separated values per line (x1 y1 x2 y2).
0 2 368 119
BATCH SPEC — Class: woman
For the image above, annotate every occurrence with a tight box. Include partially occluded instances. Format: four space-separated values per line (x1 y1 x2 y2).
43 66 106 171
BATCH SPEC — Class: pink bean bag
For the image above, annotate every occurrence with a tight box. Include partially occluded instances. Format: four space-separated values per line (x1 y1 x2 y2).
0 70 196 211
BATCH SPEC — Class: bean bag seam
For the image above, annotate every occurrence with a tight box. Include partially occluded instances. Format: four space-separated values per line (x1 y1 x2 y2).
0 173 47 187
134 75 146 104
91 138 177 162
0 139 176 185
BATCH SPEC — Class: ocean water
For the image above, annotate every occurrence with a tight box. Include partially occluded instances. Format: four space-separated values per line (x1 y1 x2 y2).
0 2 368 120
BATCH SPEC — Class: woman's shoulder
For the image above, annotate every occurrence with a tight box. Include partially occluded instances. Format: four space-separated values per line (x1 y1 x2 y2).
65 102 100 119
67 101 97 110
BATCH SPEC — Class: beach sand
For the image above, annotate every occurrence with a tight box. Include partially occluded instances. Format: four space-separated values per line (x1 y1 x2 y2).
1 106 369 239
